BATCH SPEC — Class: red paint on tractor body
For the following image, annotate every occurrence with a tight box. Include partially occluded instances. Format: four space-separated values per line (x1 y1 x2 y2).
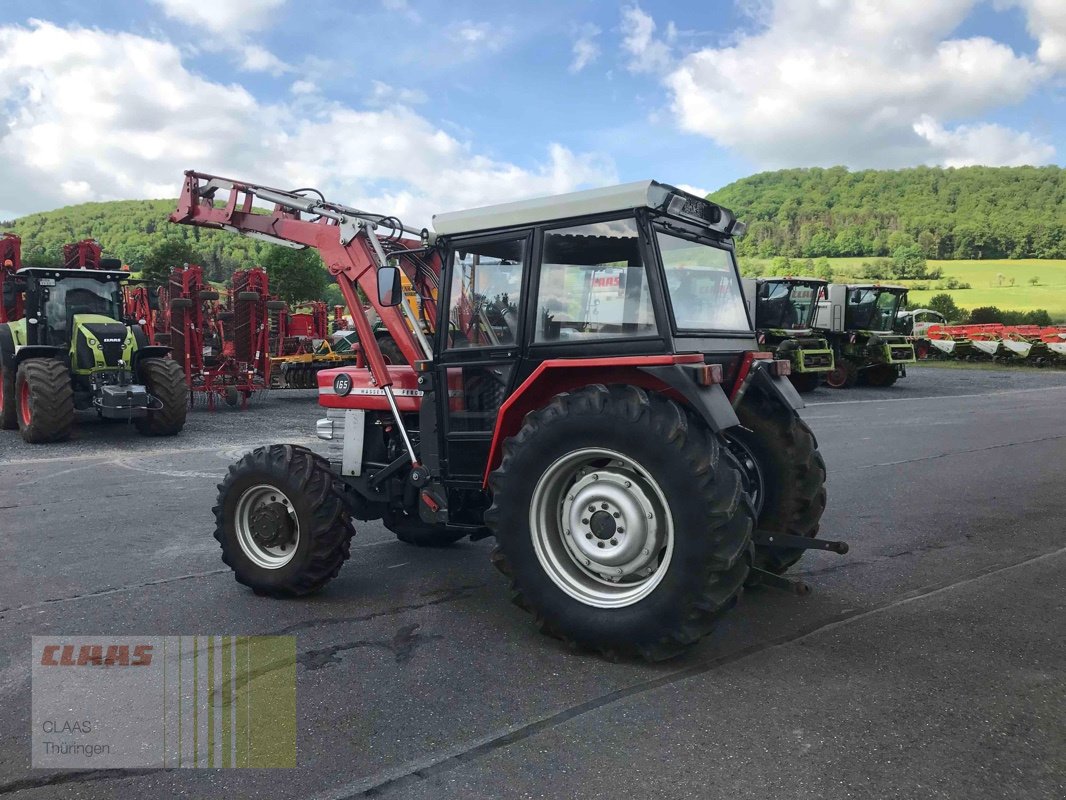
317 365 423 413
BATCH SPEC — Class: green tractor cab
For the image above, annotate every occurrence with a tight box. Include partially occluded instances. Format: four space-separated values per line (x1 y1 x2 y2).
742 277 835 393
0 267 188 442
814 283 916 389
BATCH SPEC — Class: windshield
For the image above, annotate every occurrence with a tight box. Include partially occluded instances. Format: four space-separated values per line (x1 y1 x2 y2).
43 277 123 344
657 231 750 332
756 280 822 330
845 288 905 332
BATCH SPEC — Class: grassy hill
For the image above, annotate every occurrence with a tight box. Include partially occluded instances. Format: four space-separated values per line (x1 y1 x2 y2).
711 165 1066 261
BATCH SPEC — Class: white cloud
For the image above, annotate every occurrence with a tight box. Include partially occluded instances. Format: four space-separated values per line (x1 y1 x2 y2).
0 20 615 226
382 0 421 23
913 115 1055 167
1006 0 1066 68
620 5 673 74
663 0 1055 169
570 25 601 73
676 183 710 198
149 0 287 34
370 80 427 106
290 79 316 95
239 43 290 75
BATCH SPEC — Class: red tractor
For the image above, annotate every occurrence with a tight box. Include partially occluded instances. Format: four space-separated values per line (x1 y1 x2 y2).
171 172 838 660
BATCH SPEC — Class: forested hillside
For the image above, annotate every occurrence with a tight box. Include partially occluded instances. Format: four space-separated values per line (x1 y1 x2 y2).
710 165 1066 260
4 199 277 281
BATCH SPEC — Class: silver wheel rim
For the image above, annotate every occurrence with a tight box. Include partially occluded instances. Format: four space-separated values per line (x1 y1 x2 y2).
234 483 300 569
530 447 673 609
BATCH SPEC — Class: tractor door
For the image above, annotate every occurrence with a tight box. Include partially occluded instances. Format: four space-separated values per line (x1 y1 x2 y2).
435 232 531 482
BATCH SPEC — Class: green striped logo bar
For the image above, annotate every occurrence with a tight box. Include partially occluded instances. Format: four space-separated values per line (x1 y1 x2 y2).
31 636 295 769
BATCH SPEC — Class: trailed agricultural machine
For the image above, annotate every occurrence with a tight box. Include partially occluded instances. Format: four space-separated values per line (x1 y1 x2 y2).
270 300 359 388
168 265 274 408
814 283 916 388
172 172 842 661
925 323 1066 363
0 266 187 442
742 277 834 393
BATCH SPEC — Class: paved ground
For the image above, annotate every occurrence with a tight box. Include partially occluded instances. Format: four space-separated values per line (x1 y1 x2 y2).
1 367 1064 799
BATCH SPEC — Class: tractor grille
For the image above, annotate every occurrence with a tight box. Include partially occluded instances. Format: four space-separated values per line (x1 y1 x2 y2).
801 351 833 370
888 344 915 362
77 322 127 369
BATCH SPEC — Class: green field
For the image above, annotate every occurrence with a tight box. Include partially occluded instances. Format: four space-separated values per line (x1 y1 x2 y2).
742 258 1066 322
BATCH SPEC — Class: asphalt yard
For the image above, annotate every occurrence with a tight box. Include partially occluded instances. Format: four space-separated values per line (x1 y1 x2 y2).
1 366 1064 799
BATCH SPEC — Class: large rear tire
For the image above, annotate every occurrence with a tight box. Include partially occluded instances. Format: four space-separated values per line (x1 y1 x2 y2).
729 394 827 577
135 358 188 436
15 359 74 443
214 444 354 597
486 384 752 661
0 360 16 430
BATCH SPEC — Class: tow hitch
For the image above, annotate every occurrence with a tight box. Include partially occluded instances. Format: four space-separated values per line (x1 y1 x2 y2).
749 530 850 595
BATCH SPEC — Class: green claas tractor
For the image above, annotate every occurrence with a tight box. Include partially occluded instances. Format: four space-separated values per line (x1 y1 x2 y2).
742 277 834 393
813 283 916 389
0 267 188 443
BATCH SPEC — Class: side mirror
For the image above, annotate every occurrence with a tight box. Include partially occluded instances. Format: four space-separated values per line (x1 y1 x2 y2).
377 266 402 307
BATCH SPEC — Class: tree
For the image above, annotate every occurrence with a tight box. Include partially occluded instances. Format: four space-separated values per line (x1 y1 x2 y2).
926 293 963 322
891 244 926 279
261 246 329 304
968 306 1003 324
142 239 202 286
814 257 834 282
1028 275 1040 286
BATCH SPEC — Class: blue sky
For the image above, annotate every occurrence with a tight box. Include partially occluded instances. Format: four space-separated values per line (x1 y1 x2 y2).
0 0 1062 224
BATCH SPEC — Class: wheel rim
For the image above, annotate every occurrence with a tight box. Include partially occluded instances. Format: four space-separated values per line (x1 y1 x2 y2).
19 379 30 426
529 447 673 609
825 364 846 388
724 434 764 517
234 483 300 569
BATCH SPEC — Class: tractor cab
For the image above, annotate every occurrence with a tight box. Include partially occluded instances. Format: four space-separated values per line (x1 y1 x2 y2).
814 283 916 388
741 277 834 393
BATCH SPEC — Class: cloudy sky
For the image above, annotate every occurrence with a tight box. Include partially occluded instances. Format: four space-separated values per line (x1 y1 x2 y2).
0 0 1063 225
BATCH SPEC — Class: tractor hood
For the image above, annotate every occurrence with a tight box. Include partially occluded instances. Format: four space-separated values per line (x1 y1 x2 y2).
72 314 135 372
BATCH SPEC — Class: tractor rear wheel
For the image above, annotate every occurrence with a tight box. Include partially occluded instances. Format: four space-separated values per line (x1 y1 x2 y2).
728 394 827 578
486 384 752 661
214 444 354 597
865 364 898 387
135 358 188 436
824 357 858 389
0 360 16 430
789 372 822 393
15 359 74 443
384 508 469 547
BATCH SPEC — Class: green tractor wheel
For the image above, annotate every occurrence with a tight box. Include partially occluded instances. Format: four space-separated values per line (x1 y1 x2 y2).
16 359 75 443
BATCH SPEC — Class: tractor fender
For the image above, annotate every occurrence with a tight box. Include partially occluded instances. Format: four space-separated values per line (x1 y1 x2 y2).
481 355 737 487
0 324 13 367
12 345 64 369
133 344 171 370
734 359 805 415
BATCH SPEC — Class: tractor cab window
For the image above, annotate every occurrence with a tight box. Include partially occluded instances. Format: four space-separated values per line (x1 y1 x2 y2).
846 288 904 332
757 281 820 330
447 239 525 349
658 232 750 332
534 219 655 342
42 278 122 345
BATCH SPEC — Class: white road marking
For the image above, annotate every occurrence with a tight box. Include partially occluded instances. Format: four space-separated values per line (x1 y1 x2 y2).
807 385 1066 406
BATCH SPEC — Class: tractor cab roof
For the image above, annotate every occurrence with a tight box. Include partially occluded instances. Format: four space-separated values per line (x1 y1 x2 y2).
432 180 745 238
17 267 129 283
756 276 826 285
844 282 907 292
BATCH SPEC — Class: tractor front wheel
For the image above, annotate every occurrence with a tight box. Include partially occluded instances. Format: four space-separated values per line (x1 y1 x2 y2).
728 394 827 578
214 444 354 597
135 358 188 436
487 384 751 661
824 358 858 389
0 360 16 430
865 364 899 387
15 359 74 443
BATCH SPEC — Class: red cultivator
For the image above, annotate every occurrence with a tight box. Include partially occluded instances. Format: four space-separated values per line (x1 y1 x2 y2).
0 233 22 323
167 265 272 409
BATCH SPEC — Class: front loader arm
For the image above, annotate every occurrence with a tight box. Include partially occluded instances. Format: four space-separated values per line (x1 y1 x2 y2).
169 171 433 389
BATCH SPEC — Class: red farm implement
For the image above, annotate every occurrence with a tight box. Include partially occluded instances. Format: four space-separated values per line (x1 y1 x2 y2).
0 233 23 323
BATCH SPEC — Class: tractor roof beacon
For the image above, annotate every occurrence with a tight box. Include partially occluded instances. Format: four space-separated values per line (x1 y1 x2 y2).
172 172 842 661
0 267 188 442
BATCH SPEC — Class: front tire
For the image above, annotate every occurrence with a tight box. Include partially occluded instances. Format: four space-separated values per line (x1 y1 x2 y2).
824 357 858 389
487 384 752 661
729 394 827 577
789 372 822 393
16 359 74 443
135 358 188 436
0 360 16 430
214 444 354 597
